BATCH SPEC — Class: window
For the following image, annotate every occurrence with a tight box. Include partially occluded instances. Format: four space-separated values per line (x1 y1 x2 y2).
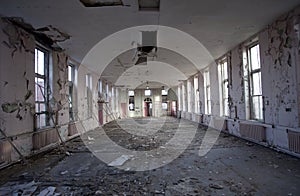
145 89 151 96
194 75 200 113
203 70 211 115
105 82 109 102
182 84 186 111
98 80 103 95
162 103 168 110
86 74 92 118
35 47 50 129
162 89 168 111
247 44 263 121
68 64 76 121
178 86 181 111
218 58 229 116
128 90 135 96
187 80 192 112
128 90 134 111
161 89 168 96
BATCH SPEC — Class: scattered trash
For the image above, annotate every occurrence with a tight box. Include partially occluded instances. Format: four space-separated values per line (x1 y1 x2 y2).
0 181 39 195
95 190 102 195
38 186 56 196
65 151 71 156
108 155 133 167
209 183 224 190
88 136 95 141
60 170 68 175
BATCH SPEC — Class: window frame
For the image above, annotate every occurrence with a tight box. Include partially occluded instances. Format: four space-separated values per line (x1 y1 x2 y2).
246 43 264 121
203 70 211 115
194 75 200 113
34 46 51 129
218 57 229 117
129 90 135 111
68 63 77 121
85 74 93 118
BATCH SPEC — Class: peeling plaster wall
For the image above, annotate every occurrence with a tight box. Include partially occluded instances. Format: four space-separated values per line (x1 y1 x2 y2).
0 18 81 166
198 72 205 115
208 62 220 116
259 7 300 128
77 65 99 131
178 6 300 157
230 47 246 120
0 18 35 158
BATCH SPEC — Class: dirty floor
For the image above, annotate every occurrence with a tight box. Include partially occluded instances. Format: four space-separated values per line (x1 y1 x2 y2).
0 117 299 195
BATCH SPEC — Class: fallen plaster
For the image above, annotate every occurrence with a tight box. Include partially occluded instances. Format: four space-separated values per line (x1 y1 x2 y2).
0 118 299 195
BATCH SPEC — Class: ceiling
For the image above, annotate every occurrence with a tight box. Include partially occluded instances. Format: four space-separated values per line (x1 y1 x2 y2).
0 0 299 89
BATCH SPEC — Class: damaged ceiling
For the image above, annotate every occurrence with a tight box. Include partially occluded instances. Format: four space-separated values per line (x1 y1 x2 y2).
0 0 299 87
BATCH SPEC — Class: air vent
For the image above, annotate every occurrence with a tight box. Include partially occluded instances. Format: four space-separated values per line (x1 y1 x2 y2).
138 0 160 11
80 0 123 7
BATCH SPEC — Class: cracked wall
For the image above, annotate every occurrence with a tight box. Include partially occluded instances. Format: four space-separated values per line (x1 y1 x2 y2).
178 5 300 155
0 18 35 160
0 17 75 166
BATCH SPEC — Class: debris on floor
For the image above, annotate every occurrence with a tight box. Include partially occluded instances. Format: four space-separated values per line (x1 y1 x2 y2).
0 117 299 195
108 155 133 167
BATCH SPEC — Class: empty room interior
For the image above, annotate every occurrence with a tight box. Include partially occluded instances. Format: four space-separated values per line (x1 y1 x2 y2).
0 0 300 195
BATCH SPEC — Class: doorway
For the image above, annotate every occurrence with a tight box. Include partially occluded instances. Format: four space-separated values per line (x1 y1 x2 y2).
144 98 152 117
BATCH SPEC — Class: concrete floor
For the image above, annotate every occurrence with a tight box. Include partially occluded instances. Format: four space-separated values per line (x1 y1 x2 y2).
0 117 299 195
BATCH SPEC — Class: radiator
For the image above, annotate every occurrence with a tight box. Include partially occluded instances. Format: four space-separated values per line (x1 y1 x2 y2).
0 140 12 164
32 129 59 150
239 123 266 142
288 130 300 153
68 123 78 136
